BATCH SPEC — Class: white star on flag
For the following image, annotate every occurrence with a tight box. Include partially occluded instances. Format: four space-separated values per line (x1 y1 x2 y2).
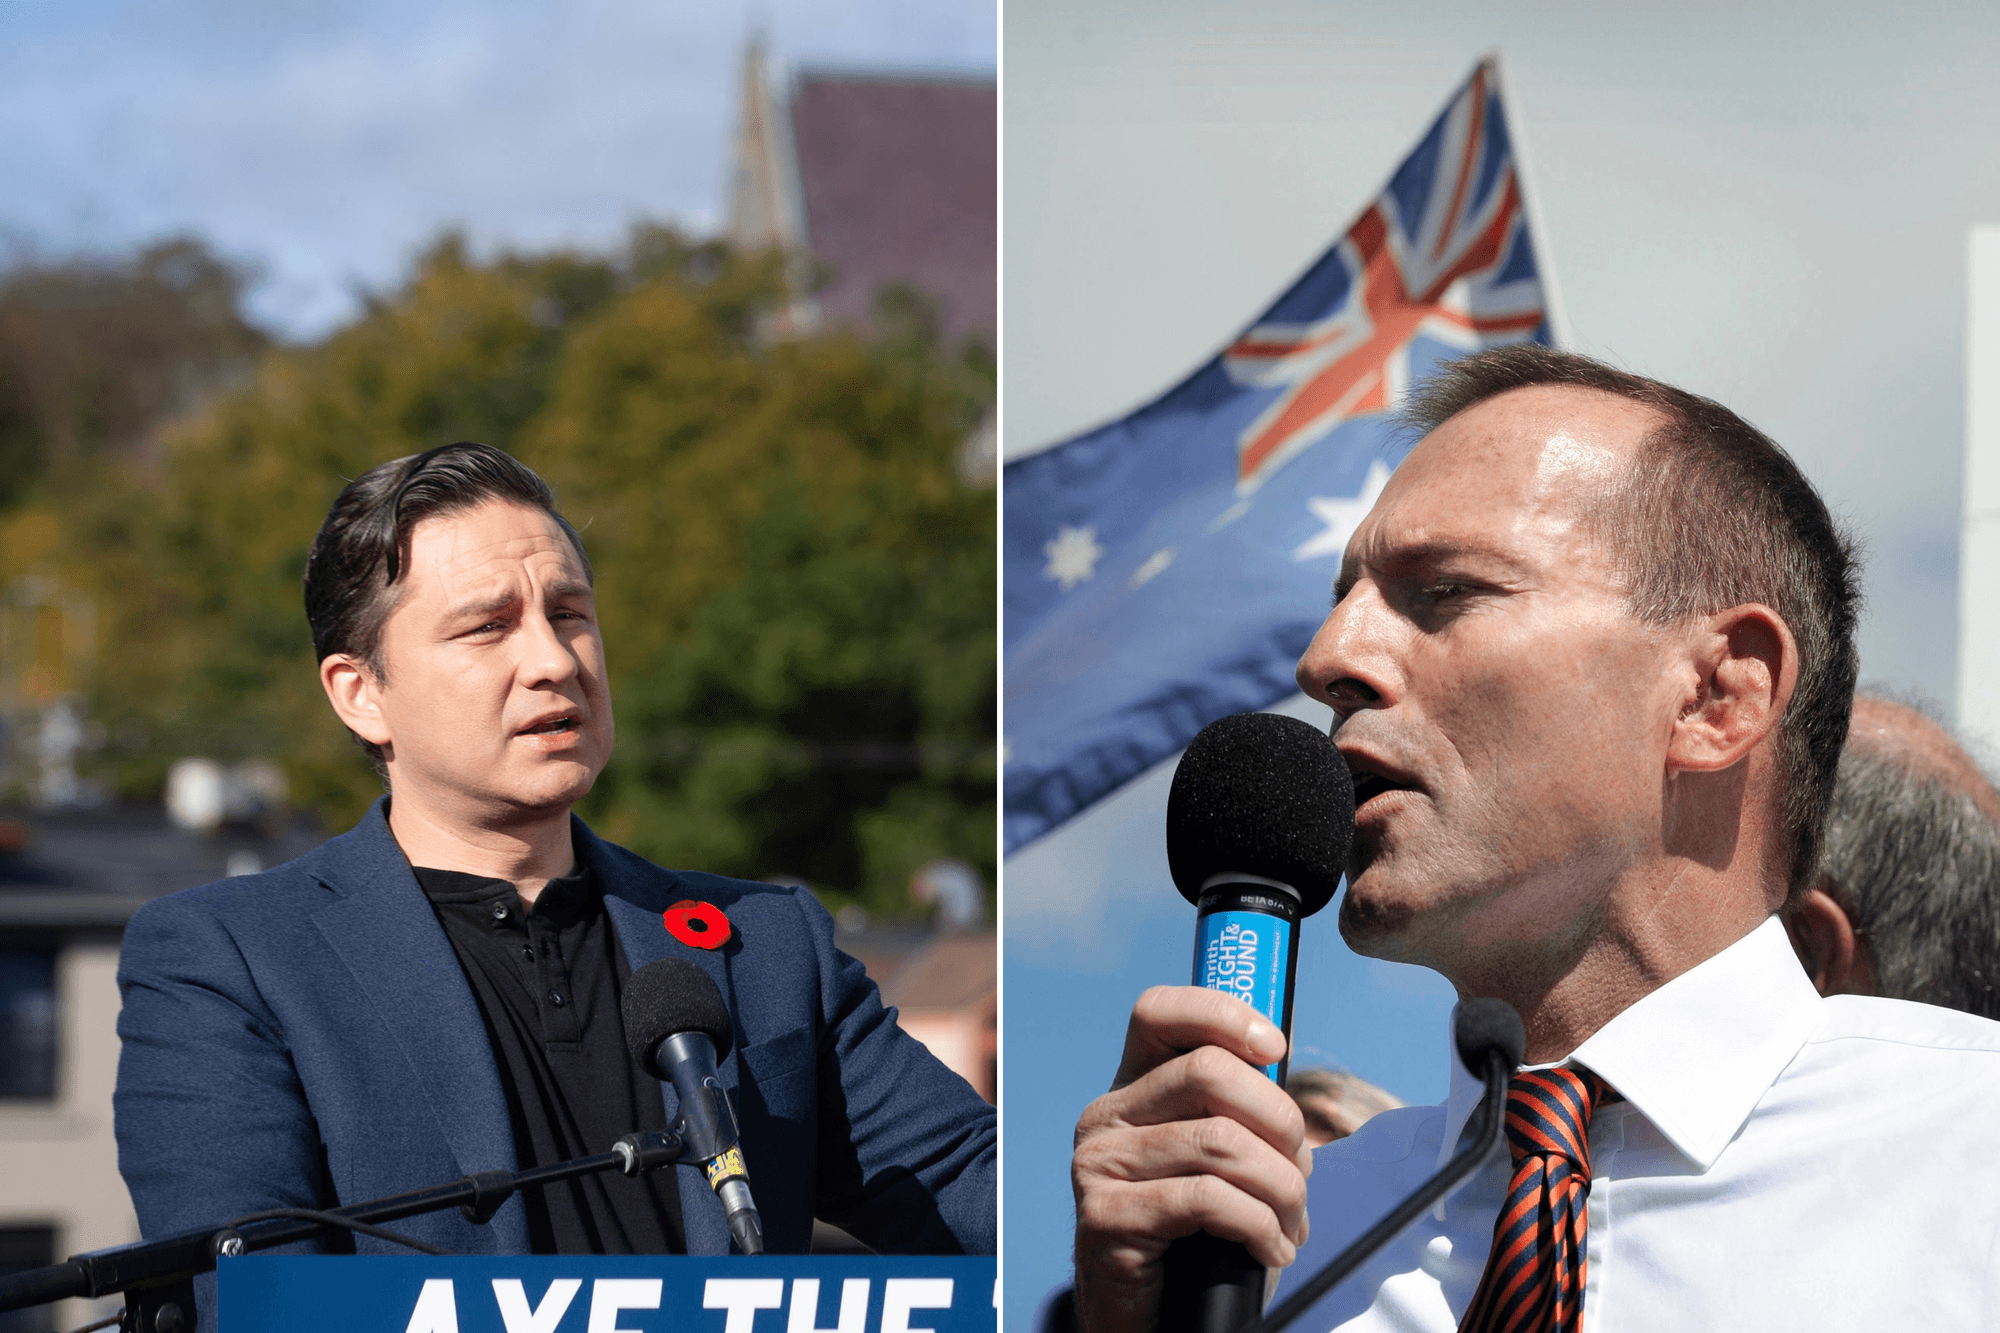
1291 460 1392 562
1043 524 1105 590
1127 547 1176 589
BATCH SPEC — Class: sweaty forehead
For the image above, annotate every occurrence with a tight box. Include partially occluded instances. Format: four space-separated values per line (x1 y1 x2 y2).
1356 384 1661 554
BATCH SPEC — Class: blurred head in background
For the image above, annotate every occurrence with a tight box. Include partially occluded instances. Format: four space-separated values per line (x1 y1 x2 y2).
1285 1065 1406 1148
1785 692 2000 1017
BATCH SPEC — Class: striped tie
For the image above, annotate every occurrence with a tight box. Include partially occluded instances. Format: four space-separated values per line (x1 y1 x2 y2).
1456 1066 1608 1333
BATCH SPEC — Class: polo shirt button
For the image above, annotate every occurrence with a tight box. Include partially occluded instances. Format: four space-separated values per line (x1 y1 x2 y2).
491 902 509 920
548 990 565 1008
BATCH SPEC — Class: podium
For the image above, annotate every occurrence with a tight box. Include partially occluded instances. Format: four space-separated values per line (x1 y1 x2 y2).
221 1255 996 1333
0 1130 999 1331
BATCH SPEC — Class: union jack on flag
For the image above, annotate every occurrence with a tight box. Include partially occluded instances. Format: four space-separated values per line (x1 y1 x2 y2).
1224 62 1547 491
1003 55 1558 853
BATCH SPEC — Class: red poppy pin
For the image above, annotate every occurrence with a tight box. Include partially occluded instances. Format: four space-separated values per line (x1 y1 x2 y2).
663 899 732 950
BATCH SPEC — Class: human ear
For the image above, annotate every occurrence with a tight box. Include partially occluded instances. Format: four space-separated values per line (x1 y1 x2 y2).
1782 882 1871 996
1665 603 1798 774
320 654 392 748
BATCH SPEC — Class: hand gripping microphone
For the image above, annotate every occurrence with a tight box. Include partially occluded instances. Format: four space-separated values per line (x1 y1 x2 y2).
1158 711 1354 1333
623 959 764 1254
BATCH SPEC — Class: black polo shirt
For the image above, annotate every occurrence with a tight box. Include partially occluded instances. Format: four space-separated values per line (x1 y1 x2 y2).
414 860 684 1254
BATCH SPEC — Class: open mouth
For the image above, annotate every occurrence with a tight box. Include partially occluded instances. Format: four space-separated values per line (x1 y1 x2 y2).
522 715 580 736
1348 763 1418 809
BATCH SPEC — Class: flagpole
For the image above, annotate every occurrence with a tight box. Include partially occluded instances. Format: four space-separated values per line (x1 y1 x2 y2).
1488 47 1573 349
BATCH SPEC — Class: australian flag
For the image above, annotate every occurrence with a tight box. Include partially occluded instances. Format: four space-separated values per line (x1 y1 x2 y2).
1004 56 1557 853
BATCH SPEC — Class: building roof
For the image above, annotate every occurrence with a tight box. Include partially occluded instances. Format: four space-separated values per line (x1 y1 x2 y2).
0 806 325 928
788 72 995 347
727 49 995 349
879 932 996 1011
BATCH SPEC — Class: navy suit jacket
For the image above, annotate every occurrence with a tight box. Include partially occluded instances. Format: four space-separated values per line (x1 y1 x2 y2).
114 801 994 1325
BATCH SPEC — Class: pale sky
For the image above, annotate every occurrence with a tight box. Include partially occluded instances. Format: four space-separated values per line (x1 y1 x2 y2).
1003 3 2000 1321
0 0 995 338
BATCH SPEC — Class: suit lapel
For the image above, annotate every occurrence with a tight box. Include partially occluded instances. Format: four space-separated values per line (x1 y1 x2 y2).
582 819 735 1255
308 801 525 1246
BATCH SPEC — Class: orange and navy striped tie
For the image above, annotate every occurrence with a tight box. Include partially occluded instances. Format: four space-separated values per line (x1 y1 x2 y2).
1456 1067 1608 1333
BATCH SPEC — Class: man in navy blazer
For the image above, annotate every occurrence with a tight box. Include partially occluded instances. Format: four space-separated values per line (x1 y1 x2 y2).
113 444 994 1325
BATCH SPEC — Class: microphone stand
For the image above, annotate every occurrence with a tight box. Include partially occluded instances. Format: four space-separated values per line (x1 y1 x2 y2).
1239 1046 1511 1333
0 1129 685 1333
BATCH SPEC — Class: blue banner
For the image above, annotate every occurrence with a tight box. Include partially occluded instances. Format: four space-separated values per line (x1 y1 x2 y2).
220 1255 996 1333
1003 57 1554 851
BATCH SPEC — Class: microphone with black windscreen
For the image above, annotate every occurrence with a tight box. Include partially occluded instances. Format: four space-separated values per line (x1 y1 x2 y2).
1158 711 1355 1333
623 958 764 1255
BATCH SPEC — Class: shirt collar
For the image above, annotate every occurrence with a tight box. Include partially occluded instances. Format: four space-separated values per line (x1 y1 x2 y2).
1434 915 1823 1173
412 859 595 923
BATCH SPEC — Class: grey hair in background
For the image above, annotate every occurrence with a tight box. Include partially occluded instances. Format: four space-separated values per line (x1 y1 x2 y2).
1817 689 2000 1019
1285 1065 1406 1145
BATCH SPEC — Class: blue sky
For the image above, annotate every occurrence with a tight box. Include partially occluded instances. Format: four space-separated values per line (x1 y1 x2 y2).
0 0 994 337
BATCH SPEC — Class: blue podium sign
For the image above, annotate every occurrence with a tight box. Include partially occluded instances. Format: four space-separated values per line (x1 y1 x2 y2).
220 1256 996 1333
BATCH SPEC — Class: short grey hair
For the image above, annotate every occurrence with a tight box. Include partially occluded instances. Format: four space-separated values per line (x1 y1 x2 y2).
1817 695 2000 1019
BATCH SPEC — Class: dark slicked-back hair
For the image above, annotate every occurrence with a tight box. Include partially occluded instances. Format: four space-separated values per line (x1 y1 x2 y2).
1815 692 2000 1018
1406 345 1861 895
303 442 592 775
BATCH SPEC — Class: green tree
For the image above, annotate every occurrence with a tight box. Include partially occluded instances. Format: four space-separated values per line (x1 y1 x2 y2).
525 267 994 909
68 234 592 818
63 228 993 918
0 237 266 505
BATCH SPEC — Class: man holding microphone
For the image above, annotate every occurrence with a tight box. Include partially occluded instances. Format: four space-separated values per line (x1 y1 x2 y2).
1071 347 2000 1330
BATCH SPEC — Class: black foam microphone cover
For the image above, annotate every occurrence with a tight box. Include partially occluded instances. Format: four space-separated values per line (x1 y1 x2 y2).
623 958 735 1078
1166 711 1354 915
1452 998 1526 1078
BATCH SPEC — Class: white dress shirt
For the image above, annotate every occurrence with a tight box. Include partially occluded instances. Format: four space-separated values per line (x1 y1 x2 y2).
1276 916 2000 1330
